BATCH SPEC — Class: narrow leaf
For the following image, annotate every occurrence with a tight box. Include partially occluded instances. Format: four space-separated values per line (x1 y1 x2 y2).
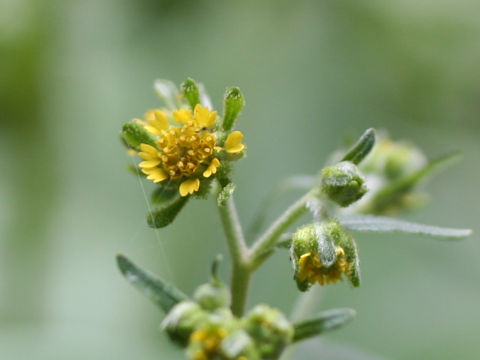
293 308 356 343
339 215 472 239
116 254 188 312
341 128 376 165
147 196 189 228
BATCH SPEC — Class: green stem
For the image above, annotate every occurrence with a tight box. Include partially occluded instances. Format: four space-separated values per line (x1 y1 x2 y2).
230 263 252 317
217 190 251 316
250 190 315 267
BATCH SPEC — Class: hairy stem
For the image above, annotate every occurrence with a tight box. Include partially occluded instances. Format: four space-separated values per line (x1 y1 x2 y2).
217 191 251 316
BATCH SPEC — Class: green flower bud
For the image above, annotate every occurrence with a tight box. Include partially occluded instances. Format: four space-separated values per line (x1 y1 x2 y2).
242 304 293 359
194 281 231 312
384 143 426 180
321 161 368 207
181 77 201 109
291 220 360 291
222 87 245 131
161 301 209 346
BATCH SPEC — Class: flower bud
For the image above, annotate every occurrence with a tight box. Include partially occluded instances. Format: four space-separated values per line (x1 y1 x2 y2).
222 87 245 131
194 281 231 312
161 301 209 346
181 77 201 109
384 143 426 180
186 310 255 360
242 304 293 359
291 220 360 291
321 161 367 207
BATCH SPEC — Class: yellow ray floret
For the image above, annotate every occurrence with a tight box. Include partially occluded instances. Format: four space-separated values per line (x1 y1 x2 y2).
173 108 193 124
179 178 200 197
194 104 217 127
203 158 220 178
224 131 245 153
144 109 169 135
173 104 217 128
141 167 168 183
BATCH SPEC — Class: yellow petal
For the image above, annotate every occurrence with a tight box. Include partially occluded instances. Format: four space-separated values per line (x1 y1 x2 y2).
138 151 158 160
179 178 200 197
194 104 216 127
140 143 158 154
142 167 168 183
145 109 169 132
143 126 160 136
224 131 245 153
173 109 193 124
139 160 161 168
203 158 221 178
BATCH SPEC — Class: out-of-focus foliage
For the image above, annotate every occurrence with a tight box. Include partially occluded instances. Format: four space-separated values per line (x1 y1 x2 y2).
1 0 479 359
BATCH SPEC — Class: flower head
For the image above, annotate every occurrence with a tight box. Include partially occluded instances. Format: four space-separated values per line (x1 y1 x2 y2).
291 220 360 291
134 104 245 197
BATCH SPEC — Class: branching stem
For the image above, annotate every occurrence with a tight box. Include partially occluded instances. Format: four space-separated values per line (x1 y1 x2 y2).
217 185 318 317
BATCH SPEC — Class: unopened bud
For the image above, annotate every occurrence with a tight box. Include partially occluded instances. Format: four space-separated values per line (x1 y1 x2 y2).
161 301 208 346
321 161 367 207
242 304 293 359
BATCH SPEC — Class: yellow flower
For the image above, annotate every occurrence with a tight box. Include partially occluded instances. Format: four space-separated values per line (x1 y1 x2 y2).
190 328 228 360
297 247 348 286
225 131 245 154
135 105 244 197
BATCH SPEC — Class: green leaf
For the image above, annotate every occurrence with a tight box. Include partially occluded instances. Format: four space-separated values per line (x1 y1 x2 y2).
364 153 460 214
222 87 245 131
147 196 189 228
341 128 376 165
151 186 179 205
181 77 200 109
292 308 356 343
121 122 156 151
338 215 472 239
154 79 181 110
116 254 188 312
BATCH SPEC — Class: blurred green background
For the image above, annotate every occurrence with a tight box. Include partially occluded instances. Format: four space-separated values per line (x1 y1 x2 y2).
1 0 479 359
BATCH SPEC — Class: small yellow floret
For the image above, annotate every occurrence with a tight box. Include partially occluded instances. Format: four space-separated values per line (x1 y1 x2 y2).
225 131 245 154
141 167 168 183
144 109 169 135
203 158 220 178
179 178 200 197
173 108 193 124
194 104 217 127
297 248 348 286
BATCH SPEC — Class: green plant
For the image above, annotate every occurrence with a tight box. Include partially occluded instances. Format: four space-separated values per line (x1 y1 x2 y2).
118 78 471 360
